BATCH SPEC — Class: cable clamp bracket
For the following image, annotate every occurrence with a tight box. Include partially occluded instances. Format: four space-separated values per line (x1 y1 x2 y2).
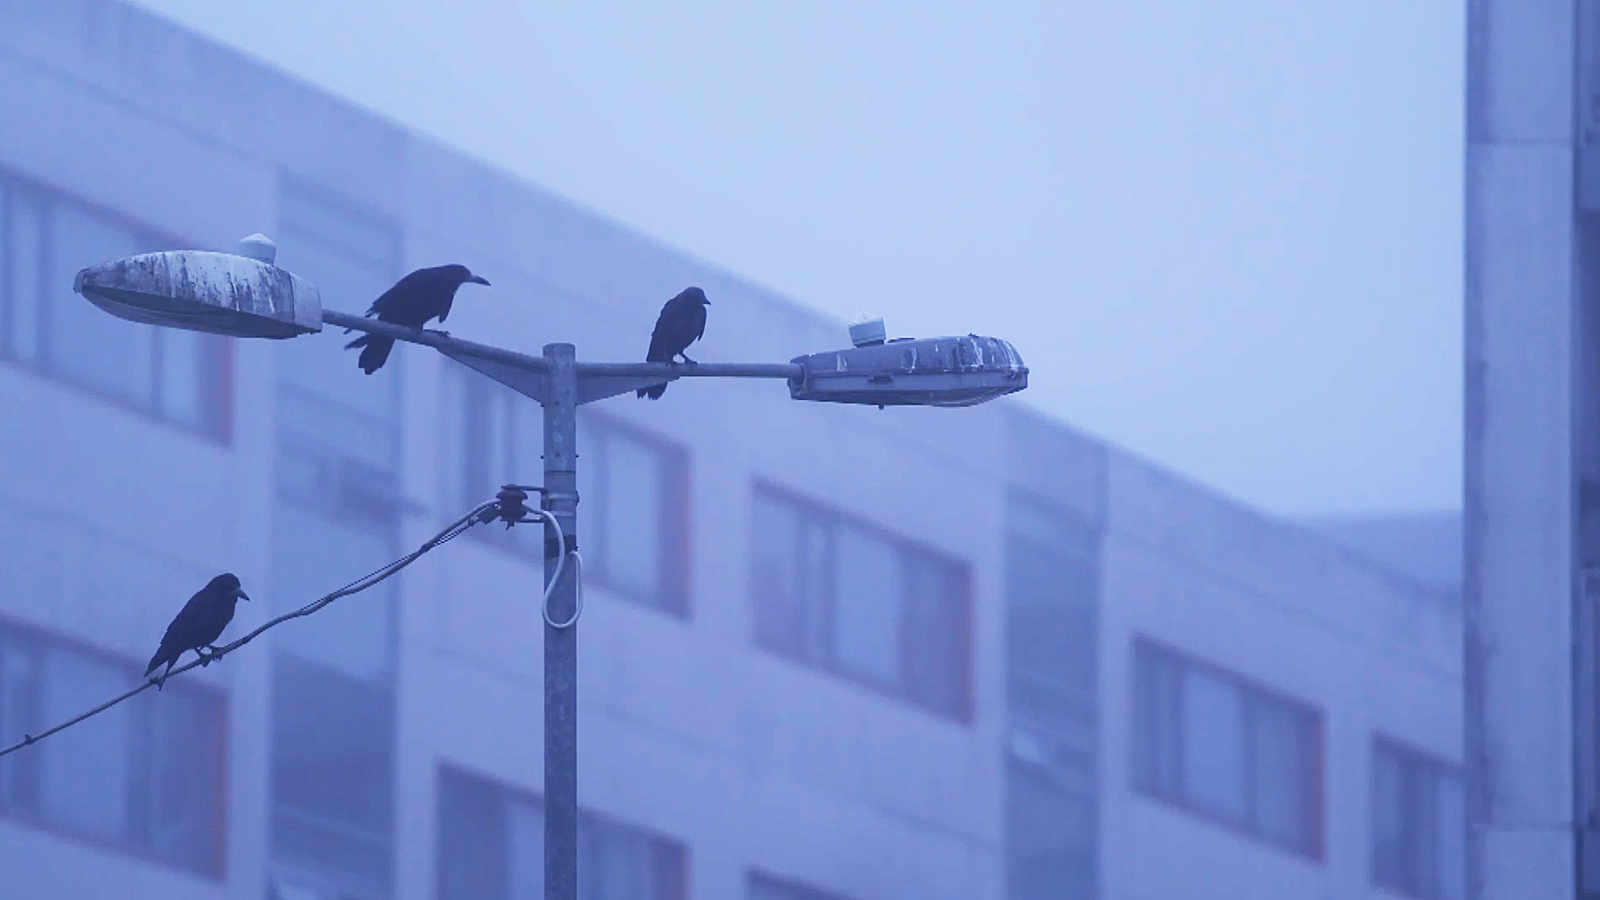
481 484 545 529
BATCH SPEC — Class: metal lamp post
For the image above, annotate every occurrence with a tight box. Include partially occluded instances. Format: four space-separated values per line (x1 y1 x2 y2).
74 234 1028 900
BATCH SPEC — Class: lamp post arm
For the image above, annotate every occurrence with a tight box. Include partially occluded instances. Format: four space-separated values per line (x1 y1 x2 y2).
322 309 801 383
321 308 553 374
573 361 802 379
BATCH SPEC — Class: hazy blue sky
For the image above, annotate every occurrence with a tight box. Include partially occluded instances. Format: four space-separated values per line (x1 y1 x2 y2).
133 0 1464 517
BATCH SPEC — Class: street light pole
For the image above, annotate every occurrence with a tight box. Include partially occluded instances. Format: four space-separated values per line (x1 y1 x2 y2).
541 343 580 900
72 238 1028 900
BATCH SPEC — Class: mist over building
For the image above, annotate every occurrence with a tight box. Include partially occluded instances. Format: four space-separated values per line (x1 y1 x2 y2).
0 3 1463 899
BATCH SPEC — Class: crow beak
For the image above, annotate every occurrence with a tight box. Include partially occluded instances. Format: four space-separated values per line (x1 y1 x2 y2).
703 299 711 305
236 590 251 602
469 275 490 286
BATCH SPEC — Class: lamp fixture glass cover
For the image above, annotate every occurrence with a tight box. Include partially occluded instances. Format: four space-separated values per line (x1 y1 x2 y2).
74 249 322 339
787 334 1027 407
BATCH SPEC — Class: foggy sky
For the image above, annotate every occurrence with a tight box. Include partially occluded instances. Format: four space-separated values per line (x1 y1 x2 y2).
131 0 1465 518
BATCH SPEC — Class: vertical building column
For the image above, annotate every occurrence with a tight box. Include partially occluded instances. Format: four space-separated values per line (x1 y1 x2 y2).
1576 5 1600 894
1464 2 1579 898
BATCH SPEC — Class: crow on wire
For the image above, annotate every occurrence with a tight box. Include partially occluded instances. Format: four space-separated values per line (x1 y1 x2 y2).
145 573 251 689
637 286 711 400
344 264 490 374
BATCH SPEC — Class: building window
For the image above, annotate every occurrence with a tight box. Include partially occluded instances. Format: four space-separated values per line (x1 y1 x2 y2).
268 181 403 900
436 765 687 900
1132 638 1323 858
0 171 231 439
275 181 403 439
1005 494 1098 698
0 618 227 876
461 376 692 616
1005 767 1097 900
1372 738 1466 900
1004 494 1100 900
747 871 858 900
749 482 973 720
269 655 393 896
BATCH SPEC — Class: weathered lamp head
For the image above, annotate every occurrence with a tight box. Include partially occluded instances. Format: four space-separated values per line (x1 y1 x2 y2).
788 321 1028 408
73 234 322 339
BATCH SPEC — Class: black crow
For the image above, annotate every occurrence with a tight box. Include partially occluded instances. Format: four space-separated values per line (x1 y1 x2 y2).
145 573 251 689
344 264 490 374
637 286 711 400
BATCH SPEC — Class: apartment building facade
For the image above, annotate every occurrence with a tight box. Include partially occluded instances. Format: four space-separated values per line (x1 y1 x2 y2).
0 3 1462 899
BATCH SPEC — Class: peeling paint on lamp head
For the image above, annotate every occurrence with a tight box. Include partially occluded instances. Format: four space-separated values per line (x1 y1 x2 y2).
74 248 322 339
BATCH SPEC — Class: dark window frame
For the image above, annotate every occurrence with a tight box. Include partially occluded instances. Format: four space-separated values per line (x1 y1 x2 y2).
1131 636 1325 861
1370 735 1466 900
749 479 975 723
434 762 689 900
0 169 234 443
460 376 694 618
0 614 230 878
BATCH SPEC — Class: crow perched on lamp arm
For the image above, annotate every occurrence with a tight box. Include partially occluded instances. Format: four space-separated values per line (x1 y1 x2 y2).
145 573 251 689
637 286 711 400
344 264 490 374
